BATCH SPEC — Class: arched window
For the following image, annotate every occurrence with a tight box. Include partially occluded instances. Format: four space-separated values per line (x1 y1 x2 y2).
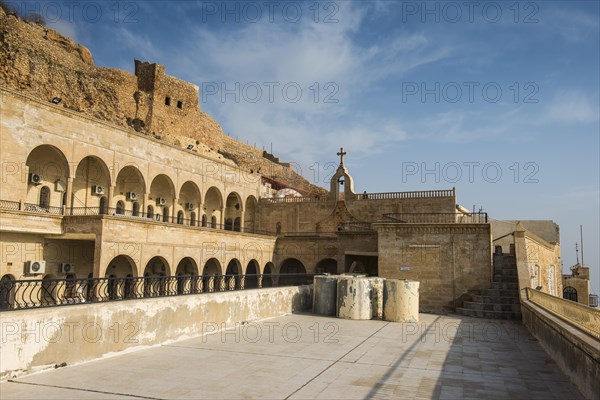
177 210 184 224
116 201 125 215
225 218 233 231
99 196 108 214
147 205 154 219
563 286 578 302
202 214 207 227
234 217 241 232
211 215 217 229
338 176 345 200
276 222 282 235
162 207 170 222
132 202 140 217
190 212 196 227
39 186 50 209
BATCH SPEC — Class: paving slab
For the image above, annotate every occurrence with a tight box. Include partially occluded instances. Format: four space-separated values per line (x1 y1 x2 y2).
0 313 583 399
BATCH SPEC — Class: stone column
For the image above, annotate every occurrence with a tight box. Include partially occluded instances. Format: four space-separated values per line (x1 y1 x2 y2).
142 193 148 217
107 185 115 209
172 197 179 222
383 279 419 323
65 177 74 212
337 277 372 320
220 207 225 228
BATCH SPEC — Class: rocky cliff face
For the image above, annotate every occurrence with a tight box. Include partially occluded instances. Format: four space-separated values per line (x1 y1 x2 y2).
0 8 325 195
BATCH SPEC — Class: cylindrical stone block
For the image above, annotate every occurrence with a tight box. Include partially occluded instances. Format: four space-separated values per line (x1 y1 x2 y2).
366 277 385 319
383 279 420 323
336 277 373 320
313 275 339 316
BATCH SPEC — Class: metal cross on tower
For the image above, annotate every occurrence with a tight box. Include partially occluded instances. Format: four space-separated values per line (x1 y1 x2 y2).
337 147 347 164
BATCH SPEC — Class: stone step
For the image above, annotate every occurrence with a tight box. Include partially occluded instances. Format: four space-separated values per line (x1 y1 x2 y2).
493 274 519 283
456 307 522 320
483 288 519 298
493 268 518 276
462 301 521 313
492 282 519 290
472 295 521 304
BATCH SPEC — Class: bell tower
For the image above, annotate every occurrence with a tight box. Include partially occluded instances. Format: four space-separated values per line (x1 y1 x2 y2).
328 147 356 201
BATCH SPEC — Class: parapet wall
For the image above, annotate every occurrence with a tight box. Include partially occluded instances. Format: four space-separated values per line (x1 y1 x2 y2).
0 285 312 380
520 291 600 400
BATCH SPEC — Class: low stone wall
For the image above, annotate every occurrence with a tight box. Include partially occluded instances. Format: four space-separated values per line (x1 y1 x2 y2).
0 285 312 380
521 297 599 399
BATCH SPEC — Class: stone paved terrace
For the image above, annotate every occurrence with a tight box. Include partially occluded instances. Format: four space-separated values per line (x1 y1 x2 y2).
0 313 583 399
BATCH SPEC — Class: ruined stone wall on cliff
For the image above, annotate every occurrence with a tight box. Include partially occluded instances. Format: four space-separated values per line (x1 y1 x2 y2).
0 7 324 195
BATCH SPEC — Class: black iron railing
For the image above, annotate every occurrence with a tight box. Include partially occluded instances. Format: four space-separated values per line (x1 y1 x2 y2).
381 212 488 224
0 273 315 311
0 201 275 236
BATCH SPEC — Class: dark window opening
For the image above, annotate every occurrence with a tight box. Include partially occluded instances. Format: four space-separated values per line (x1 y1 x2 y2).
165 97 171 106
177 101 183 109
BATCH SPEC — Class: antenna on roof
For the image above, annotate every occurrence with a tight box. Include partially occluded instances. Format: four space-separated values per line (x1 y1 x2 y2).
575 242 579 264
580 225 585 267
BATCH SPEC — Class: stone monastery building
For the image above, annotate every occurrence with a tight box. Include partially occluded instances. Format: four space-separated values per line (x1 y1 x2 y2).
0 9 565 315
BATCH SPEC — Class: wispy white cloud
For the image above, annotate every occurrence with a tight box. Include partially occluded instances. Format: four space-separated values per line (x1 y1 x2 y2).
545 91 599 124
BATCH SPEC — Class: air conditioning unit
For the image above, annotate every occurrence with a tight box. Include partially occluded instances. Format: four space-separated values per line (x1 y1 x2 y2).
60 263 75 274
127 192 138 201
25 260 46 275
29 173 42 185
157 197 167 206
92 185 105 195
187 203 195 210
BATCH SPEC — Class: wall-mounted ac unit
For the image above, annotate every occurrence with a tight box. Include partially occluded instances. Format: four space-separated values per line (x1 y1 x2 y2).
92 185 105 195
157 197 167 206
127 192 138 201
60 263 75 274
25 260 46 275
30 173 42 184
187 203 195 210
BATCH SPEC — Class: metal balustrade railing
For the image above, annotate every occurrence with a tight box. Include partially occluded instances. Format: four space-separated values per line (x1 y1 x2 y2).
381 212 488 224
0 274 315 311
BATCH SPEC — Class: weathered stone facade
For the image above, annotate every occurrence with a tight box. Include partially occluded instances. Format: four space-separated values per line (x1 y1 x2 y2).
0 10 567 315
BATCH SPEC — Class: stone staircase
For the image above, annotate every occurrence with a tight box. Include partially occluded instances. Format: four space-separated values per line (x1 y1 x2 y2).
457 253 522 319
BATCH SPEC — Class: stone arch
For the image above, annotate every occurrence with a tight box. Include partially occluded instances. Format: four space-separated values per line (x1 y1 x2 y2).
244 195 258 233
204 187 223 228
202 258 222 293
316 258 338 274
25 145 70 208
176 257 199 294
263 262 274 287
245 260 260 289
225 259 242 290
225 192 243 231
150 174 176 221
144 256 170 277
280 258 306 274
143 256 171 297
179 181 202 225
72 156 111 210
563 286 578 302
279 258 306 286
0 274 16 310
105 255 137 278
115 165 146 215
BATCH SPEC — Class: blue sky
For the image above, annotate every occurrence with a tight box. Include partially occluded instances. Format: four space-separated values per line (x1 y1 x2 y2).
24 0 599 290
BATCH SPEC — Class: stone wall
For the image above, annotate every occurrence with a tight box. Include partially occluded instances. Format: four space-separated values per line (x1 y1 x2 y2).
0 9 322 194
521 298 599 400
374 223 492 312
0 285 312 380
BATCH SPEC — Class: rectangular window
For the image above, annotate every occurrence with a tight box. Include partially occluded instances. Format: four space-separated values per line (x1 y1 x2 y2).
165 97 171 106
177 101 183 109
